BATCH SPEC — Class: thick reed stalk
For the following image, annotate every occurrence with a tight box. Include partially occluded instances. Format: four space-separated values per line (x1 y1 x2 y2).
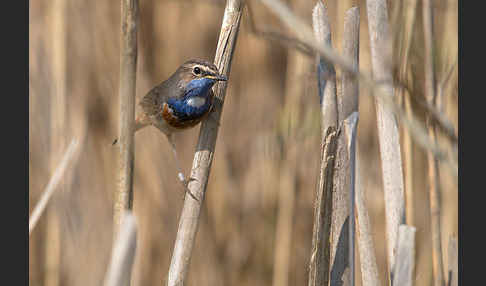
341 10 359 285
391 225 416 286
115 0 139 236
104 211 138 286
422 0 445 285
166 1 243 285
327 6 361 286
366 0 406 279
308 127 338 286
340 7 359 122
307 3 337 286
312 0 337 132
355 150 381 286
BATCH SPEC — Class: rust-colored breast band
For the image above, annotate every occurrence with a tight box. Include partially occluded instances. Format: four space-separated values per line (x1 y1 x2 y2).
162 103 206 129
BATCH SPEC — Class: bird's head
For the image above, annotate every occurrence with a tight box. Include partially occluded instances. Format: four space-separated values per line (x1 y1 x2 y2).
176 59 227 90
165 59 227 123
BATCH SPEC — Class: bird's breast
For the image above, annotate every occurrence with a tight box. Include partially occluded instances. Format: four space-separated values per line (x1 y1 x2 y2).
162 102 210 130
186 96 207 108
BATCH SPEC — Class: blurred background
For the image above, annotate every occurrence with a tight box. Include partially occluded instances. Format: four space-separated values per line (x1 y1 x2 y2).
29 0 458 285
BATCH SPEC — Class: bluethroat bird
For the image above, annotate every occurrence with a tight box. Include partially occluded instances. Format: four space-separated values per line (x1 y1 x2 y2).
114 59 227 193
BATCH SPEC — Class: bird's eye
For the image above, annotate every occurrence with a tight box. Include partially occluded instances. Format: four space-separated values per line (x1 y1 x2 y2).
193 67 201 75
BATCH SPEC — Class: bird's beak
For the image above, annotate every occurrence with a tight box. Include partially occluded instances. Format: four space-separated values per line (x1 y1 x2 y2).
206 74 227 81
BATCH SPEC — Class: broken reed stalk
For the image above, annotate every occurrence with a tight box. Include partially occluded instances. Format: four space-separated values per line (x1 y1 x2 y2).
310 4 360 286
422 0 445 285
308 4 337 285
166 1 243 285
366 0 406 279
326 5 360 286
29 138 82 235
104 211 138 286
343 112 359 286
325 14 355 286
308 128 338 286
115 0 139 237
355 150 381 286
391 225 416 286
257 0 456 171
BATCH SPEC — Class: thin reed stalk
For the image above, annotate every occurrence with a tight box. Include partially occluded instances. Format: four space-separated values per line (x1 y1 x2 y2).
115 0 139 236
104 211 138 286
29 138 82 235
45 0 68 284
166 1 243 285
245 3 314 57
272 19 310 284
355 150 381 286
437 59 458 114
426 88 444 286
308 3 337 286
272 153 297 286
391 225 416 286
422 0 445 285
447 236 458 286
396 0 418 227
366 0 406 280
403 93 415 226
343 112 359 286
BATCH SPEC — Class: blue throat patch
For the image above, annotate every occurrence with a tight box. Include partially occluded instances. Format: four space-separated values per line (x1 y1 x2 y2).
167 78 215 120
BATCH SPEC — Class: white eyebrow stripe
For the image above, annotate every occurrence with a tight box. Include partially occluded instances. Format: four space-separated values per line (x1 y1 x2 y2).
194 65 216 74
187 97 206 108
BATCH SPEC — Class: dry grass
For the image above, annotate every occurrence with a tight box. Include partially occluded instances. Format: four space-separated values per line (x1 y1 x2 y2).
29 0 458 285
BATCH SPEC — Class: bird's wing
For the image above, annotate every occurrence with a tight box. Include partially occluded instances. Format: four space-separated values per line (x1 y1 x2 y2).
139 82 170 117
140 72 186 113
139 87 160 117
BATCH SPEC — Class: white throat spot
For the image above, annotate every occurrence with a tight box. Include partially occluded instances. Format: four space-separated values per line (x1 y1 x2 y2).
187 97 206 108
